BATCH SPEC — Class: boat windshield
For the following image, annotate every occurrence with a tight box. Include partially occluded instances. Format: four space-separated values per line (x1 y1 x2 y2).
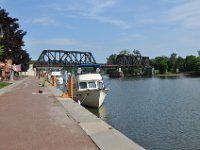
79 82 87 89
79 81 98 90
88 82 96 89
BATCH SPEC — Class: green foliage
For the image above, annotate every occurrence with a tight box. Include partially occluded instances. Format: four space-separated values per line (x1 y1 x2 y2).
0 45 4 57
152 56 168 74
106 54 117 64
151 54 200 74
133 49 141 56
119 50 130 55
19 50 31 71
0 82 11 89
168 53 177 72
107 50 200 75
184 55 197 72
29 60 36 64
0 7 30 70
176 56 184 72
194 57 200 72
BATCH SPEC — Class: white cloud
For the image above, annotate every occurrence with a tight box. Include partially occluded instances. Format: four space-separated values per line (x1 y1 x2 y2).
82 13 130 29
90 0 117 14
77 0 131 29
168 0 200 28
28 38 78 46
98 16 130 29
41 0 130 29
32 17 55 25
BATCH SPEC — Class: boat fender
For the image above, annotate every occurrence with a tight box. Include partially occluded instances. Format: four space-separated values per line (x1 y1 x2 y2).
78 100 81 105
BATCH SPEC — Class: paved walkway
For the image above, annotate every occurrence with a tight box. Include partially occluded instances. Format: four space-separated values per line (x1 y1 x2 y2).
0 77 99 150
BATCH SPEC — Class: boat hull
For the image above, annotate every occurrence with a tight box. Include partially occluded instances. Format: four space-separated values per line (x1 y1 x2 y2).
75 89 108 108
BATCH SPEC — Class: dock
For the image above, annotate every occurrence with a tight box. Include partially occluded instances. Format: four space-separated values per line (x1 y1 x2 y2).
0 76 144 150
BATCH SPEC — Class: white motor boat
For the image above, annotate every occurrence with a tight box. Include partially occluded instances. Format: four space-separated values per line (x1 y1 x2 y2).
74 64 109 108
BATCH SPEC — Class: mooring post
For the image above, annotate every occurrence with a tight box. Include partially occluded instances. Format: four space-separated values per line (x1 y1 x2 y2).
62 73 69 98
68 75 73 99
62 75 73 99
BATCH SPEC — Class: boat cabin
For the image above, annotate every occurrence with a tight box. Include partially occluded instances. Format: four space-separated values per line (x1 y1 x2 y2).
76 73 105 91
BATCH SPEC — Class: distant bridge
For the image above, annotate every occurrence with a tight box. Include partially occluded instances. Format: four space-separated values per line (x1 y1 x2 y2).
33 50 96 67
33 50 150 69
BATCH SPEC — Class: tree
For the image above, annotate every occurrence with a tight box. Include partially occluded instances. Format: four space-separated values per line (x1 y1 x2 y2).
168 53 177 72
153 56 168 74
119 50 130 55
106 54 117 64
176 56 184 72
15 49 30 71
195 57 200 73
0 7 30 70
184 55 197 72
133 49 141 57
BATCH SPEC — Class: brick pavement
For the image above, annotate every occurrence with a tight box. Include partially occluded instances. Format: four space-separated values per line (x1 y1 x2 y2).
0 77 99 150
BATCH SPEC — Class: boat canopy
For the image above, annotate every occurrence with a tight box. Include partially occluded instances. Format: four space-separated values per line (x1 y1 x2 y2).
76 64 100 68
77 73 103 81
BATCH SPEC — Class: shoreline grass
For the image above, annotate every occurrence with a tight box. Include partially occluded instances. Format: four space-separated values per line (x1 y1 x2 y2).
0 82 12 89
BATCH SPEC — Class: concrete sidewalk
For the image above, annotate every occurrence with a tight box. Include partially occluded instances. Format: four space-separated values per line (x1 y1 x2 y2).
0 77 99 150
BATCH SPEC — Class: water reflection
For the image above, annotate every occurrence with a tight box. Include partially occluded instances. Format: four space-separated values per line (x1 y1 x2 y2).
155 76 181 80
86 105 108 120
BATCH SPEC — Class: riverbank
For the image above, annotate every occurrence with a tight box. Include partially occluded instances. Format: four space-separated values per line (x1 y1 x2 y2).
155 72 200 77
155 73 184 77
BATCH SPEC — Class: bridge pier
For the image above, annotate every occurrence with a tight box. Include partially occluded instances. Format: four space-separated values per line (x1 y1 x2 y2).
109 67 124 78
143 67 154 76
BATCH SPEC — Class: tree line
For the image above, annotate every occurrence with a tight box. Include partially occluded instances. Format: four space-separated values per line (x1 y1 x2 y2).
107 50 200 75
150 53 200 74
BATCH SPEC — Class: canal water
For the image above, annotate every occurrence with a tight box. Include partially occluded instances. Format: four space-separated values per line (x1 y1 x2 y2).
88 75 200 150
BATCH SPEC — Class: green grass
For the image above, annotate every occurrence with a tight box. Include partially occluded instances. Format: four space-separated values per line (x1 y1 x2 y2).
0 82 12 89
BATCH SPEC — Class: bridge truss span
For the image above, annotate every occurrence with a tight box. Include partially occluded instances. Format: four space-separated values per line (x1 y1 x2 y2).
115 54 150 68
34 50 96 67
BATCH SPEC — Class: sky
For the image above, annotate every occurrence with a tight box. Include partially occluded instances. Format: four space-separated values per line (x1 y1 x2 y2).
1 0 200 63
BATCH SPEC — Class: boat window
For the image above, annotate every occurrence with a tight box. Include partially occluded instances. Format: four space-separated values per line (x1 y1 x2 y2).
79 82 87 89
88 82 96 89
